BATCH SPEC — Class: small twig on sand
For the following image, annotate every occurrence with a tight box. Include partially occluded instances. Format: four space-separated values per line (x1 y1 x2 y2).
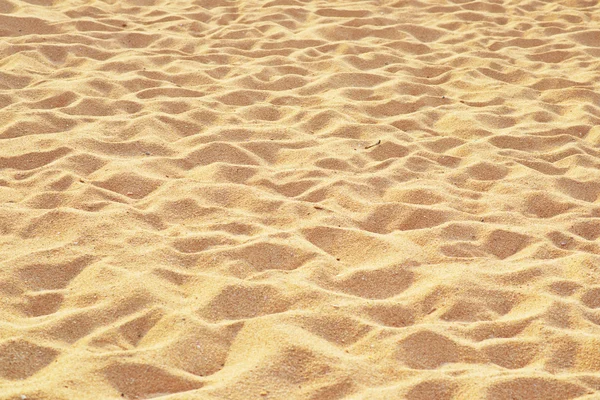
365 140 381 149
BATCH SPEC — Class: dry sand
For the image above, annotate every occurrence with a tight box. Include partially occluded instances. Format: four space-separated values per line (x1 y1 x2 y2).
1 0 600 398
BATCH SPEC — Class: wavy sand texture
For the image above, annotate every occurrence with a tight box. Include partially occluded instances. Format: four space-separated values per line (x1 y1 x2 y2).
1 0 600 398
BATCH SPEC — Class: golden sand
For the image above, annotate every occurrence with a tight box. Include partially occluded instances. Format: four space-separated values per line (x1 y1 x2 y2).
1 0 600 399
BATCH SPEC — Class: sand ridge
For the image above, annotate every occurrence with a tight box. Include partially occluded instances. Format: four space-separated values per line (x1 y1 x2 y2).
1 0 600 398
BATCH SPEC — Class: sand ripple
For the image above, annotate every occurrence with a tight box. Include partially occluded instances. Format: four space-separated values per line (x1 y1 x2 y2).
1 0 600 398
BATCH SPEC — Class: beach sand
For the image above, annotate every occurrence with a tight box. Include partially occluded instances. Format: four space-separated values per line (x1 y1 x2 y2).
1 0 600 398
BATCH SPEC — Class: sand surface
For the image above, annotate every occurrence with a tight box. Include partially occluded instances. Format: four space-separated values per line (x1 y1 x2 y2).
1 0 600 398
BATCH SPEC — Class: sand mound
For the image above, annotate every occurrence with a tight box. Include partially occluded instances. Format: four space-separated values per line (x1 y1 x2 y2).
1 0 600 398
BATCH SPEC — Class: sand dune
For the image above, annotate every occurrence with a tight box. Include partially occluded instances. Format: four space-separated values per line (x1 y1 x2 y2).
1 0 600 398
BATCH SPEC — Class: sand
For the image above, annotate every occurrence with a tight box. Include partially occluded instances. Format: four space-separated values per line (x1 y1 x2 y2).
1 0 600 398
